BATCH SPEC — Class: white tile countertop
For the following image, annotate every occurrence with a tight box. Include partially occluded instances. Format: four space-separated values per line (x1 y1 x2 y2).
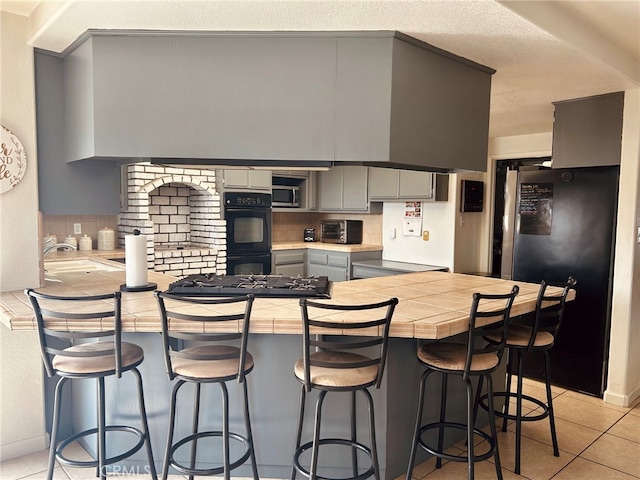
0 259 569 340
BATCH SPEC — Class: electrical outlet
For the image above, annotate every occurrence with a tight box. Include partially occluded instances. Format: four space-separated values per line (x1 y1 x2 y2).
73 223 82 234
422 230 429 241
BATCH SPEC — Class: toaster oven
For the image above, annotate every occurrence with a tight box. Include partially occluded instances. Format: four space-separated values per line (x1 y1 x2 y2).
320 220 363 244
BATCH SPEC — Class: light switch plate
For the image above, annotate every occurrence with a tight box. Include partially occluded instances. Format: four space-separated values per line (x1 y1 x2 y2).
422 230 429 241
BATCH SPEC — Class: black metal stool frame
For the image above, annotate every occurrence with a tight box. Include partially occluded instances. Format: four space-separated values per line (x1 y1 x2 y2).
25 289 157 480
476 277 576 475
406 286 519 480
155 291 258 480
291 297 398 480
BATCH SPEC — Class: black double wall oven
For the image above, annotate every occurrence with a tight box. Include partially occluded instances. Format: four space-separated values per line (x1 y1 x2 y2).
224 192 272 275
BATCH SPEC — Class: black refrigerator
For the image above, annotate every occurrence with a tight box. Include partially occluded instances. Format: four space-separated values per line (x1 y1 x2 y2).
505 166 619 397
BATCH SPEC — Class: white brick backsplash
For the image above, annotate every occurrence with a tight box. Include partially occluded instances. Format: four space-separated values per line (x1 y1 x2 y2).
151 196 170 205
159 224 177 233
169 233 188 242
119 162 223 275
159 186 178 196
160 206 178 215
155 233 169 243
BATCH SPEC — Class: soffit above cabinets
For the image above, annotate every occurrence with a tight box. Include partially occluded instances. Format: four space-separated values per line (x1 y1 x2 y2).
61 31 494 173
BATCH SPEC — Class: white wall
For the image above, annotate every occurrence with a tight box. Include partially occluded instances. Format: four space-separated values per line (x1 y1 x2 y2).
0 11 48 460
605 88 640 407
382 176 457 269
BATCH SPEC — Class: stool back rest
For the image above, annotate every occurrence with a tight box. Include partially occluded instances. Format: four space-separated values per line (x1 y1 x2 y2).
24 289 123 378
528 276 577 350
299 297 398 391
465 285 519 380
154 291 254 383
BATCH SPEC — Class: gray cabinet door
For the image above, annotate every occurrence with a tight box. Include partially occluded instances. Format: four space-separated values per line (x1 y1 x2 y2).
318 167 344 211
220 170 272 191
368 167 398 199
398 170 433 198
342 166 369 211
369 167 435 200
319 166 369 211
275 264 305 277
272 249 306 277
307 263 328 278
222 170 251 189
327 266 348 282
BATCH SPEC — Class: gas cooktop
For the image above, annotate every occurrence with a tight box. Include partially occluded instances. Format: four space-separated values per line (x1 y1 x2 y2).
166 274 332 298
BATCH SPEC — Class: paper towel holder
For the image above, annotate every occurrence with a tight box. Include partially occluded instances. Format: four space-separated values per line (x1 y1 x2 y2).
120 283 157 292
120 229 157 293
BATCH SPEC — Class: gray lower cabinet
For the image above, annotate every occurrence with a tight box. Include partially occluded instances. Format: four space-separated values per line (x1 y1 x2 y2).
306 248 382 282
318 166 382 213
272 250 306 277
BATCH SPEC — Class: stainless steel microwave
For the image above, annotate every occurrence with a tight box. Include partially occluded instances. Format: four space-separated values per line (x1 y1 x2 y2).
320 220 363 244
272 186 300 207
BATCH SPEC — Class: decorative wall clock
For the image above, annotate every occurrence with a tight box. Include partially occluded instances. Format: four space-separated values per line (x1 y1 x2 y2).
1 125 27 194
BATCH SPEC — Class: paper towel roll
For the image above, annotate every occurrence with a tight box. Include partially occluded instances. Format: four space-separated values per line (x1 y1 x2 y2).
125 233 148 287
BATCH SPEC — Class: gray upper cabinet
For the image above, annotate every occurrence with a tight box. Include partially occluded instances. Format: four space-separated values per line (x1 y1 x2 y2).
217 170 272 191
61 32 493 172
552 92 624 168
368 167 448 201
318 166 381 212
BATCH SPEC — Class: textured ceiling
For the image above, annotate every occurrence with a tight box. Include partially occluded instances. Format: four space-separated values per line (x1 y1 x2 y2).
3 0 639 138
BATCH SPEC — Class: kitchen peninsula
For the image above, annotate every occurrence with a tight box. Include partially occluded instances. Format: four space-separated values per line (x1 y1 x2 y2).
0 259 551 479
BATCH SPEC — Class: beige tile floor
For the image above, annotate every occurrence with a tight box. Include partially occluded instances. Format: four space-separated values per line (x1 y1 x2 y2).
1 378 638 479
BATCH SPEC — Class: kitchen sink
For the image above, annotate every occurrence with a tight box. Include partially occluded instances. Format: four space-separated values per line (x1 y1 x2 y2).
44 259 123 275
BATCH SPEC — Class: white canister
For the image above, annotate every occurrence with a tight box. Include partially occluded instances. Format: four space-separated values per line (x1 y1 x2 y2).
78 235 92 251
63 235 78 251
97 227 115 251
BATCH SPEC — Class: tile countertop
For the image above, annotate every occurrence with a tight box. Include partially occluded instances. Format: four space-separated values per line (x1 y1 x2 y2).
272 241 383 253
0 259 568 339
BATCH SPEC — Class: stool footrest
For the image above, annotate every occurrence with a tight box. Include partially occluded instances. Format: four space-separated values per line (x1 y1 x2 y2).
479 392 550 422
417 422 496 463
55 425 146 468
168 430 252 476
293 438 373 480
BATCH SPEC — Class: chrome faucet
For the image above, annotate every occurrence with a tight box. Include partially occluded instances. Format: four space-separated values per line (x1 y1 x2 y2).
43 243 78 256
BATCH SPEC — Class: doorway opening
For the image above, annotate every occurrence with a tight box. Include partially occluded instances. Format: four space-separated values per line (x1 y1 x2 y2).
490 157 551 278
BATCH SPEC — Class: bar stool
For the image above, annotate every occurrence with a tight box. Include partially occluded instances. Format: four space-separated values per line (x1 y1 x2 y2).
24 289 156 480
154 291 258 480
477 277 576 475
406 285 519 480
291 297 398 480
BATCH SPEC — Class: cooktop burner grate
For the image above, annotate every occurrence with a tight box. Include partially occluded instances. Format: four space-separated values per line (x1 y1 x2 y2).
166 274 332 298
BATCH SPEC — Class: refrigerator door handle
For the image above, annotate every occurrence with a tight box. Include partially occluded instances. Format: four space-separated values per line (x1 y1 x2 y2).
500 169 518 280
